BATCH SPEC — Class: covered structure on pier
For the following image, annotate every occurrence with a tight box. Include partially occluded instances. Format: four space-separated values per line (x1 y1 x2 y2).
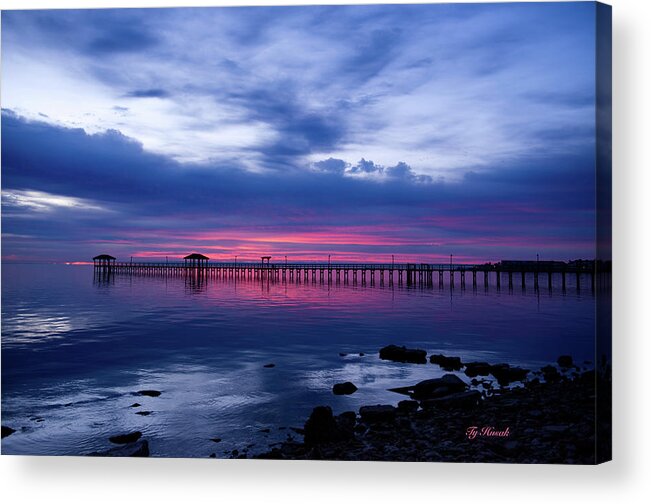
93 254 116 268
184 253 209 268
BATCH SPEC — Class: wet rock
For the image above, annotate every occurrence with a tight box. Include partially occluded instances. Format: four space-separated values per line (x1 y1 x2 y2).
359 405 397 423
333 381 358 395
109 431 142 444
129 403 141 408
339 352 348 357
135 411 152 416
1 426 16 439
137 390 161 397
210 437 222 443
410 374 467 400
420 390 482 410
397 400 419 413
490 364 530 386
379 345 427 364
303 406 347 446
89 440 149 457
263 363 275 368
464 362 492 377
429 354 462 371
557 355 574 368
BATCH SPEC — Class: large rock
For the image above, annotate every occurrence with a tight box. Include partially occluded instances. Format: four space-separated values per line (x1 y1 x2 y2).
429 354 462 371
410 374 467 400
464 362 492 377
109 431 142 444
420 390 482 410
541 365 562 382
359 405 397 423
1 426 16 439
379 345 427 364
137 390 161 397
489 364 530 386
89 440 149 457
303 406 351 446
332 382 358 395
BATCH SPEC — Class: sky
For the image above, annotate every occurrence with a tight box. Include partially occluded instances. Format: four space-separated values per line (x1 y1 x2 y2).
1 3 599 264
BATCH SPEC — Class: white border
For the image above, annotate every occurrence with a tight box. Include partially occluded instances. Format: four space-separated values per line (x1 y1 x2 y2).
1 0 649 502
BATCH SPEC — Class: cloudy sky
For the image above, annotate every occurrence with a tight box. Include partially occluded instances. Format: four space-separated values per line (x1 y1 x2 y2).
1 3 598 263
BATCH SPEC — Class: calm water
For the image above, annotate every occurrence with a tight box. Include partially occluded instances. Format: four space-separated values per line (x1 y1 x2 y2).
1 264 596 457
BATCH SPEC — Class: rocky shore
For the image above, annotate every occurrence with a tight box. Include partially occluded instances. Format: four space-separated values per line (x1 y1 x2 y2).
252 348 610 464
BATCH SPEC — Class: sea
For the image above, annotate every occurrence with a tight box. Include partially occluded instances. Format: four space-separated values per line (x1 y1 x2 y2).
1 263 597 457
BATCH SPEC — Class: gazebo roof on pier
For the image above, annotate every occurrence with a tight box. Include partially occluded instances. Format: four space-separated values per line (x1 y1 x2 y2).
93 254 116 260
184 253 209 260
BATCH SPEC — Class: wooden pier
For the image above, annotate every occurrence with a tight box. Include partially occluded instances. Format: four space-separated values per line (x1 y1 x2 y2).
93 255 610 293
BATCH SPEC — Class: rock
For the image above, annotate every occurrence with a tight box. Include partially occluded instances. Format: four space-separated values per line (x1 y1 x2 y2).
89 440 149 457
464 362 492 377
1 426 16 439
263 363 275 368
335 411 357 437
420 390 482 410
137 390 161 397
209 453 216 458
332 381 358 395
339 352 348 357
410 374 467 400
541 365 561 382
210 437 222 443
129 403 141 408
397 400 419 413
359 405 397 423
109 431 142 444
379 344 427 364
557 355 573 368
303 406 348 446
489 364 529 386
359 352 365 356
429 354 462 371
135 411 152 416
259 428 270 433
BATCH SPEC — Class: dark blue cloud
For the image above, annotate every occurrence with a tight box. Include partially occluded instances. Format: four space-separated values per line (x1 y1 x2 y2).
2 111 596 262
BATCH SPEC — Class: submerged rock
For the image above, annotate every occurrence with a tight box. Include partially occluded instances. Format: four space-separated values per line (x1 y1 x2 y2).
109 431 142 444
379 345 427 364
429 354 463 371
1 426 16 439
333 382 358 395
137 390 161 397
89 440 149 457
